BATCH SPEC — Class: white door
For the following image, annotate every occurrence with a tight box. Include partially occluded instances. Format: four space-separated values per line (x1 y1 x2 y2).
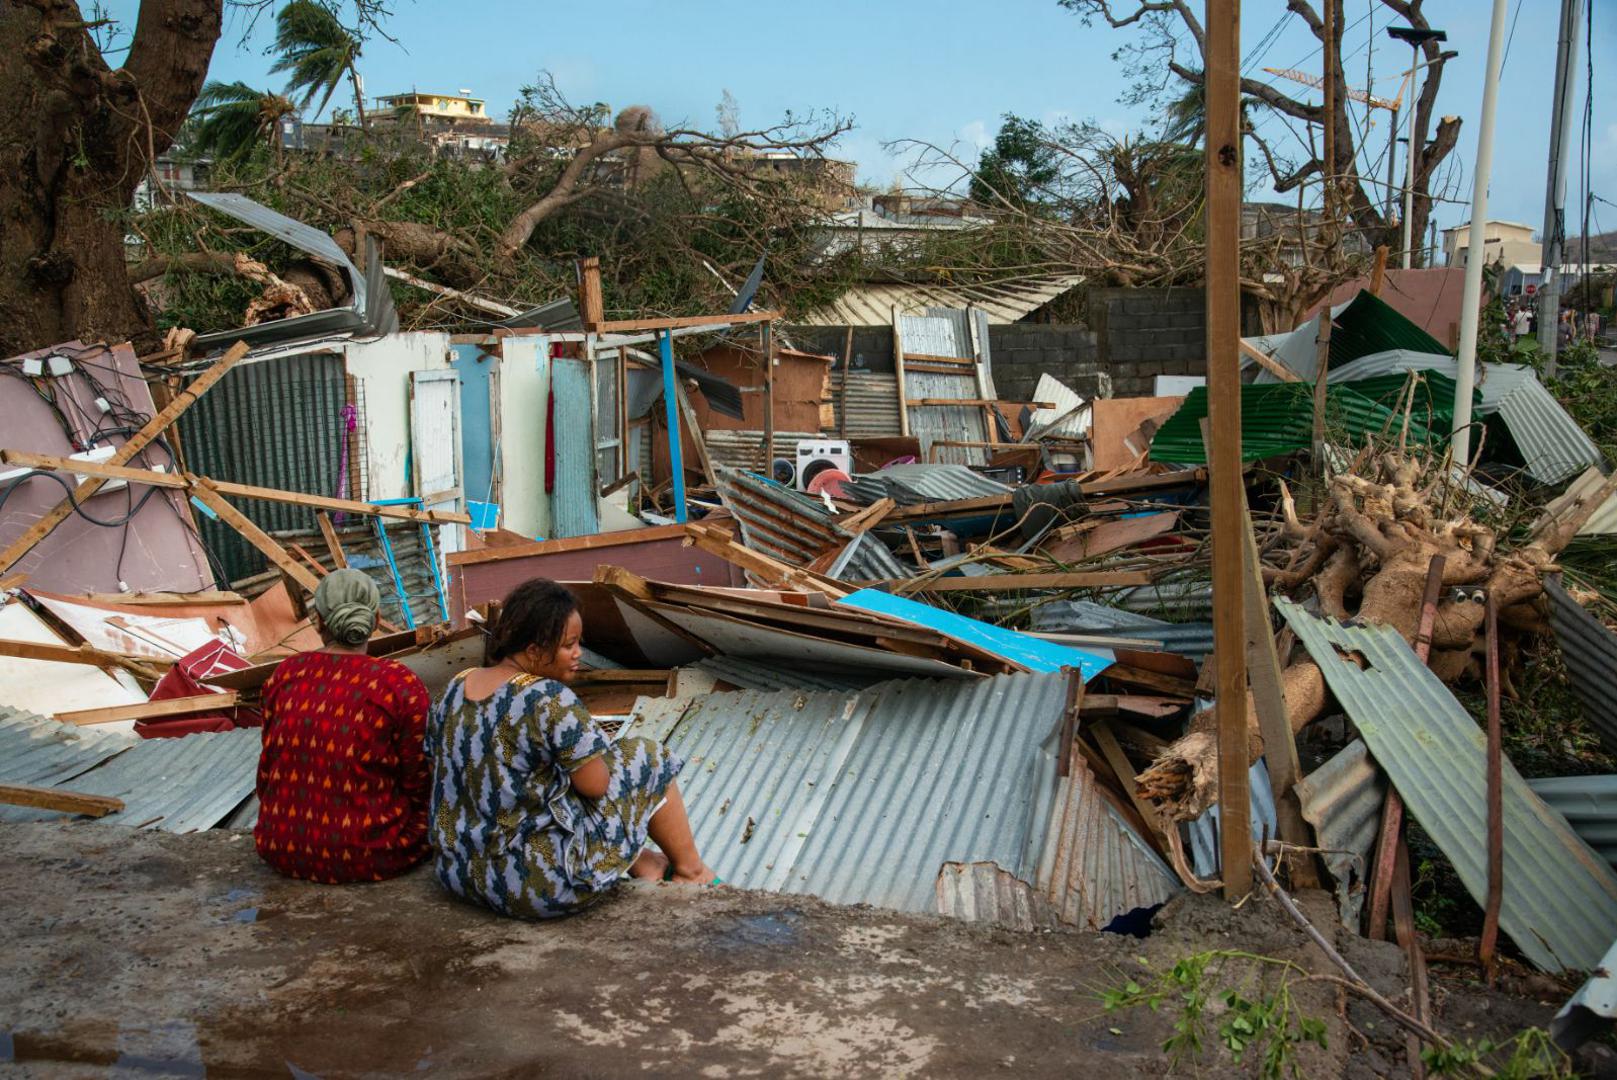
409 369 463 558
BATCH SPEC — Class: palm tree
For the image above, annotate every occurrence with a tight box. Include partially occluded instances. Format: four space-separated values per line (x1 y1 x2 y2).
189 81 298 161
270 0 367 128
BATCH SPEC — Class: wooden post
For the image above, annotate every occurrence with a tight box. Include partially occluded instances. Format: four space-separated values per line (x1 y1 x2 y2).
1322 0 1337 217
892 305 911 438
577 256 604 332
1370 244 1389 295
0 340 249 575
838 326 854 439
316 512 349 569
1205 0 1251 900
761 321 776 473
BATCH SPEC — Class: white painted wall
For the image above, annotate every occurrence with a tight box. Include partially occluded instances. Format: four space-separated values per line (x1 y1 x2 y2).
342 333 453 501
496 336 552 540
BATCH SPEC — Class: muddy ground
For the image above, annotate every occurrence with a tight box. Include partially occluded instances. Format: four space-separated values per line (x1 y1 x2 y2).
0 824 1589 1078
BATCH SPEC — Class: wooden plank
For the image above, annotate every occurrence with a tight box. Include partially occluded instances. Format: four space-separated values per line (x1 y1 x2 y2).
448 523 691 567
0 637 169 677
577 256 604 331
316 512 349 569
902 352 975 366
1311 308 1332 457
837 327 853 439
189 481 321 594
682 523 850 599
762 322 776 473
0 340 249 574
595 310 779 333
0 783 124 818
1238 338 1303 383
56 691 241 727
892 305 911 438
674 381 717 486
288 542 332 579
1370 244 1389 296
893 570 1154 592
1091 720 1172 851
838 497 895 536
1205 0 1251 900
0 451 470 525
904 399 1053 409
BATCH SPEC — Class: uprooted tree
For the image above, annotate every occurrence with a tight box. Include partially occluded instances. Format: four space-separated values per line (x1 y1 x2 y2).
1137 442 1617 821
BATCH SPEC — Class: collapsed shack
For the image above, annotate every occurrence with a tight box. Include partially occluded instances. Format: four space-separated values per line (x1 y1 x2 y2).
2 210 1617 1066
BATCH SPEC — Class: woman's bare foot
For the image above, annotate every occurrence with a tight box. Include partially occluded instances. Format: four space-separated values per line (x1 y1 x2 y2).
667 860 715 884
628 849 670 881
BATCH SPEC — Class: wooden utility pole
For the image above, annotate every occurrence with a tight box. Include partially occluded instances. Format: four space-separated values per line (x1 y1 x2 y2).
1205 0 1251 900
1322 0 1337 216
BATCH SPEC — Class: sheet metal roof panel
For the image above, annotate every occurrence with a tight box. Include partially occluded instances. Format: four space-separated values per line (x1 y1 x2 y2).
1275 598 1617 972
48 728 261 833
1030 601 1216 660
827 532 914 582
714 466 847 564
1294 739 1387 928
1529 775 1617 873
1553 936 1617 1050
1151 382 1438 464
1543 575 1617 757
0 706 136 794
689 656 892 693
800 274 1085 327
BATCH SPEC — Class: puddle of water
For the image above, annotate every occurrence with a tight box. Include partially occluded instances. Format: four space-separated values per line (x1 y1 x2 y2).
1 1029 12 1063
233 907 259 924
711 911 805 951
112 1020 204 1078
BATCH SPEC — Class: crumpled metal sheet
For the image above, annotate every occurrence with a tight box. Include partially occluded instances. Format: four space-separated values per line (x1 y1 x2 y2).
713 465 847 564
1553 936 1617 1051
1294 739 1387 929
0 705 136 793
1543 575 1617 757
1275 597 1617 972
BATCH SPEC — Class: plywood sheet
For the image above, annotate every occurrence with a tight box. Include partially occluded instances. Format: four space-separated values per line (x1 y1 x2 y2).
1090 396 1185 472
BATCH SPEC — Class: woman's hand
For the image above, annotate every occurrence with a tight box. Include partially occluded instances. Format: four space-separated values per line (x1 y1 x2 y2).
569 756 610 799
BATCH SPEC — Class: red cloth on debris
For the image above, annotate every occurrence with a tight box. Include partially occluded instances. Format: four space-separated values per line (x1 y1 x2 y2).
254 651 432 884
806 468 851 499
136 639 262 739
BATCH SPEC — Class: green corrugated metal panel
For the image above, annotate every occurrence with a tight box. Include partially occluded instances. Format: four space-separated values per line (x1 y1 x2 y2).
1328 289 1450 366
178 354 358 583
1340 370 1479 434
1150 381 1440 464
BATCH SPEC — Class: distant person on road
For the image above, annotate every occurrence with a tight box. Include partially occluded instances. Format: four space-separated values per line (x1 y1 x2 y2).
255 569 431 884
1513 303 1531 341
426 578 714 919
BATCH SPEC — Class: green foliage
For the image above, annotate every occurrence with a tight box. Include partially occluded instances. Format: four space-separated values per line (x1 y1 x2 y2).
970 114 1061 210
270 1 363 120
1423 1026 1575 1079
1099 951 1327 1079
1546 342 1617 461
188 81 296 161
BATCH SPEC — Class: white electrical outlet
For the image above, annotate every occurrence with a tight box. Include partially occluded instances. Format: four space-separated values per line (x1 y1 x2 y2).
20 358 44 377
46 355 73 377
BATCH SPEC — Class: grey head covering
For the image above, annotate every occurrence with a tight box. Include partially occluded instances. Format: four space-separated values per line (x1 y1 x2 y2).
313 568 380 647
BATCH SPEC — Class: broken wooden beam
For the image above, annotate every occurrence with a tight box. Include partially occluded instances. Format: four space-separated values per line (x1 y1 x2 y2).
0 783 124 818
189 481 321 594
55 691 242 727
892 570 1153 592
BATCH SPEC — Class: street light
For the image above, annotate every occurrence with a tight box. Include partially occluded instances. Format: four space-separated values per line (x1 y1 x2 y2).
1388 25 1448 269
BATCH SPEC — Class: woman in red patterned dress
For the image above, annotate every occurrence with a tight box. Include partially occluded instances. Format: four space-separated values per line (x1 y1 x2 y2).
254 568 431 884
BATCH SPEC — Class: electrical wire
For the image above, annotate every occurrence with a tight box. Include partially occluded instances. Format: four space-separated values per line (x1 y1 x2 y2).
0 469 166 528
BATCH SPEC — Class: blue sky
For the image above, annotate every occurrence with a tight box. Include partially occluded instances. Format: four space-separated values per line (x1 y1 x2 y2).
102 1 1616 240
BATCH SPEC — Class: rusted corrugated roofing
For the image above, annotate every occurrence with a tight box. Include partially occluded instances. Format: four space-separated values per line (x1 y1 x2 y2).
1543 575 1617 757
619 672 1176 927
799 274 1085 327
1275 597 1617 972
713 465 847 564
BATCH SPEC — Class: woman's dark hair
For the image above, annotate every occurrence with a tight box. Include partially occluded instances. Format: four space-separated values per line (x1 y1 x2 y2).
485 578 579 664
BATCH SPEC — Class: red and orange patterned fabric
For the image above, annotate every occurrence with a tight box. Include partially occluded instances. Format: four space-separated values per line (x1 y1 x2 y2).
254 651 431 884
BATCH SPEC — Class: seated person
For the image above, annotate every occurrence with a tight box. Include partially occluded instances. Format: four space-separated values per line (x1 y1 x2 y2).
254 569 430 883
427 578 712 919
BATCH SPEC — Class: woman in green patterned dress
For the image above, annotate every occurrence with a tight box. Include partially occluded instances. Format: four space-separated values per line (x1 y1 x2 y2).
426 578 712 918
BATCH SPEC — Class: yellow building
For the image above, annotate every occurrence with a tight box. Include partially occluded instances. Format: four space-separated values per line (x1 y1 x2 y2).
375 90 493 125
1442 220 1541 270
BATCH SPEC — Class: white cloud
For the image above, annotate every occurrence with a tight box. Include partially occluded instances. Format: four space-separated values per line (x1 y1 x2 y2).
958 119 991 152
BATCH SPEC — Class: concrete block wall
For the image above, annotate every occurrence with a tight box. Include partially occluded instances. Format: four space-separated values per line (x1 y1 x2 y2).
1086 286 1207 397
985 324 1100 403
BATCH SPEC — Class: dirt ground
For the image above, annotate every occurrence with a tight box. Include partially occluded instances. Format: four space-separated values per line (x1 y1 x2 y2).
0 824 1588 1078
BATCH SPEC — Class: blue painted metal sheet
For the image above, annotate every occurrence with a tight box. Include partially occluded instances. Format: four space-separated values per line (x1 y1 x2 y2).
450 343 497 507
660 331 687 523
1276 597 1617 973
550 356 600 539
836 588 1111 680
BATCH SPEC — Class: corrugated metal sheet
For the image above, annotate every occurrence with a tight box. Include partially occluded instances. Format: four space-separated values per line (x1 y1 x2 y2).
1188 758 1277 879
550 356 600 539
935 860 1060 930
842 464 1013 507
282 519 444 629
181 351 359 583
1275 597 1617 972
1529 775 1617 873
1249 290 1450 383
1274 350 1603 486
688 656 892 693
1151 381 1439 465
800 274 1085 327
713 465 846 564
1029 600 1215 661
0 708 258 832
0 705 136 794
1553 936 1617 1050
702 431 821 473
1543 575 1617 757
619 673 1069 915
826 532 914 582
833 371 902 438
1536 467 1617 538
1034 749 1182 929
1025 373 1091 442
1294 739 1387 929
898 307 992 467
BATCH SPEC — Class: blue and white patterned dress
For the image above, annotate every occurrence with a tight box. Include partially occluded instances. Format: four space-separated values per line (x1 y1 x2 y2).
426 672 683 919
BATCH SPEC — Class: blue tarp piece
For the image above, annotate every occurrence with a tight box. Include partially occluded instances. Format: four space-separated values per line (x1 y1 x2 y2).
836 588 1113 681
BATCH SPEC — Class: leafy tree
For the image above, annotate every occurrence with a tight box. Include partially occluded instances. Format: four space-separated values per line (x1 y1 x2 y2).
188 81 297 161
270 0 367 127
969 115 1061 210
